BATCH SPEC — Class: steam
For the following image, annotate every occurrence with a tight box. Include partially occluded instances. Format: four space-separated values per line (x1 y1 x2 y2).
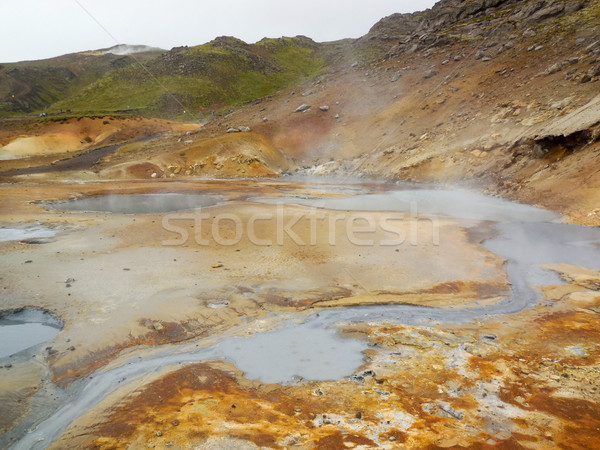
102 44 162 56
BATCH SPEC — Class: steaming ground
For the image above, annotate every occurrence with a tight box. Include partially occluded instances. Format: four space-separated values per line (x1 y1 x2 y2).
1 0 600 446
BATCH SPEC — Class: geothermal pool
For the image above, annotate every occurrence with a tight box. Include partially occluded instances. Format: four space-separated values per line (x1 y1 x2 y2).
48 193 223 214
4 181 600 449
0 309 63 358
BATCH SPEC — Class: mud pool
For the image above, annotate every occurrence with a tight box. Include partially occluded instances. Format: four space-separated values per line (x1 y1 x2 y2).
0 309 63 358
48 193 223 214
0 226 55 242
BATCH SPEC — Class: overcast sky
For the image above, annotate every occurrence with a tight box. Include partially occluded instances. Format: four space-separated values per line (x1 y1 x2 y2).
0 0 437 63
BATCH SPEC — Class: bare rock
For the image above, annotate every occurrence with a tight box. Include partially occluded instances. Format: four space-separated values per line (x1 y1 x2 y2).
545 63 563 75
295 104 311 113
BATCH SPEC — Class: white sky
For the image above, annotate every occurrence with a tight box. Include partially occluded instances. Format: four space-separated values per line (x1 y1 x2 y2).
0 0 437 63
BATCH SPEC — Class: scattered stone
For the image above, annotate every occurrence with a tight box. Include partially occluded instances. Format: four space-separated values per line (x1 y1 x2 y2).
156 431 162 437
523 29 536 38
301 90 314 97
24 260 32 264
238 126 251 132
150 172 157 178
442 59 449 65
588 65 600 78
352 369 375 383
580 74 592 83
319 105 330 111
226 127 240 133
568 57 580 65
530 3 564 21
475 50 486 60
545 63 563 75
534 45 544 51
262 117 268 122
212 263 224 268
586 41 600 54
295 104 311 113
439 403 464 420
391 71 402 82
454 55 462 61
183 140 193 144
65 278 75 284
351 61 359 68
334 114 340 119
171 419 179 426
423 70 437 79
481 57 491 62
67 346 76 351
482 334 498 342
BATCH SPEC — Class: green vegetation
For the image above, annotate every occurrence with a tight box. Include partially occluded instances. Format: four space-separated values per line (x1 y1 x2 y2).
45 36 325 118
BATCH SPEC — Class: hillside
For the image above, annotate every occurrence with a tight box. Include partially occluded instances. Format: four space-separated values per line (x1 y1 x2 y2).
1 0 600 222
0 37 325 118
0 46 163 115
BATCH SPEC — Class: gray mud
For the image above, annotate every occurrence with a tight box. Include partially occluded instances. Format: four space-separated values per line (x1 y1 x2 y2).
48 193 223 214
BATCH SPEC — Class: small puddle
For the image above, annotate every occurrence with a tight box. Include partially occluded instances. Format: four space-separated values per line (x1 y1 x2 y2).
48 193 223 214
0 226 56 243
219 324 367 384
0 309 63 358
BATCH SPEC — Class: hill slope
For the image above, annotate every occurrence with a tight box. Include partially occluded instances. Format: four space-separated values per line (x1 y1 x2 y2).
0 47 162 115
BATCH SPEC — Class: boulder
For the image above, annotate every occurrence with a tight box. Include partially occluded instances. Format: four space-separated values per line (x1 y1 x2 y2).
545 63 563 75
530 3 565 21
295 104 311 113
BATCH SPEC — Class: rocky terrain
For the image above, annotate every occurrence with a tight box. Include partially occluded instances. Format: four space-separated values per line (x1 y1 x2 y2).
1 0 600 449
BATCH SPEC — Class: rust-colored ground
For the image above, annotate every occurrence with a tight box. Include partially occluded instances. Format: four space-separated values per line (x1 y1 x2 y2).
52 263 599 449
